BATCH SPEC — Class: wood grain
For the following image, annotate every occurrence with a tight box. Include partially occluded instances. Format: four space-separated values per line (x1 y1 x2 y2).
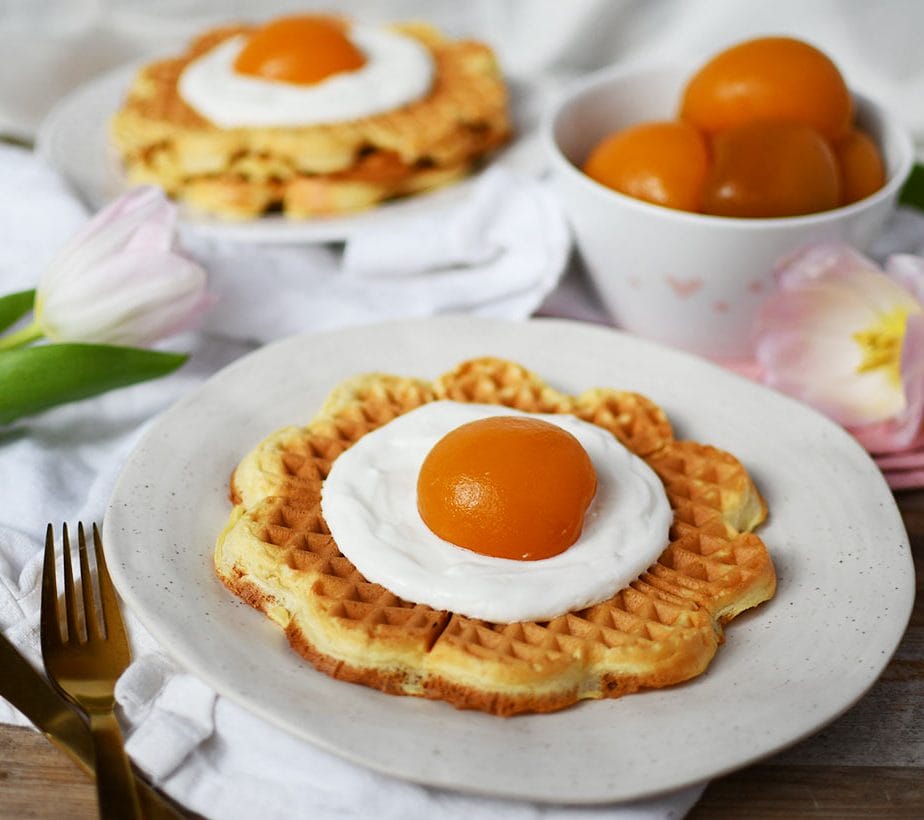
2 491 922 818
0 727 95 819
691 766 924 818
692 490 924 817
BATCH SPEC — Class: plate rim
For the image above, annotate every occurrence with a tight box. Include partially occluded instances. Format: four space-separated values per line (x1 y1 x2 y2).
102 316 915 804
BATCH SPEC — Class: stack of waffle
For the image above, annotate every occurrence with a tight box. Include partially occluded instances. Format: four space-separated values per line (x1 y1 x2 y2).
110 23 512 219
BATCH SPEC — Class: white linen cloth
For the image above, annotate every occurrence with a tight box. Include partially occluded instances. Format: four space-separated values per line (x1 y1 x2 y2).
0 145 705 818
191 168 569 344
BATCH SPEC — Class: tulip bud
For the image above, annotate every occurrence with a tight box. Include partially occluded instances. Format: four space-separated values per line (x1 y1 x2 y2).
34 187 210 345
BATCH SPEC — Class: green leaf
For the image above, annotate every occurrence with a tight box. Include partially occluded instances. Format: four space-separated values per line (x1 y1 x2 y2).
899 163 924 212
0 290 35 334
0 343 188 424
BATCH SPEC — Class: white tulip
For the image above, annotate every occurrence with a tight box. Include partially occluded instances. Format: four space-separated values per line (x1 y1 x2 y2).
33 187 210 345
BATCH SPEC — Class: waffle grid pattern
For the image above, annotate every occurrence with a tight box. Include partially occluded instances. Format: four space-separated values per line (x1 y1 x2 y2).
216 357 775 715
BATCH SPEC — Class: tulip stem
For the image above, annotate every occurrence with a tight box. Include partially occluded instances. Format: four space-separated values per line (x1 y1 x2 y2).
0 321 43 351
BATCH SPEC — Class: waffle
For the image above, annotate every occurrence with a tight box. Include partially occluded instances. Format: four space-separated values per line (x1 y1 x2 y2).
110 22 511 219
215 357 775 716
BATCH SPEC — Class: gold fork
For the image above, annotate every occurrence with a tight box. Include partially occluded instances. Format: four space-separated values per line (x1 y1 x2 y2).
41 522 143 820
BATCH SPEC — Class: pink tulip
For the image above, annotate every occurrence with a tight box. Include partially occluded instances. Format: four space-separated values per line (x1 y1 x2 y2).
755 243 924 454
33 187 211 345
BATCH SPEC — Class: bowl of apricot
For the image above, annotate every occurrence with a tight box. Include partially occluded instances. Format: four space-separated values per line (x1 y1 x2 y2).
545 36 913 360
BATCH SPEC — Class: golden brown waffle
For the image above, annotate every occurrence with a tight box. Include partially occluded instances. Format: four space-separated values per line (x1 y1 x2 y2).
110 22 511 219
215 357 775 716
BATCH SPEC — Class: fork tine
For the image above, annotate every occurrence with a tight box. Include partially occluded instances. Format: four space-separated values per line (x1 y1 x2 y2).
42 522 142 818
77 523 102 641
40 524 62 651
61 523 80 644
93 523 127 647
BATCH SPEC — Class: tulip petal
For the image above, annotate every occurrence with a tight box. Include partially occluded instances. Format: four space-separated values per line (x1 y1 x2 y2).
757 242 924 451
34 184 210 348
885 254 924 305
37 187 170 298
846 267 923 315
852 313 924 453
78 186 165 242
40 250 210 346
773 243 879 290
757 327 902 425
756 269 911 426
123 198 177 254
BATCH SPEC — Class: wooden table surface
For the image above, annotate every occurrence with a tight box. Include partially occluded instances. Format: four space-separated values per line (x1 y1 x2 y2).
1 492 921 819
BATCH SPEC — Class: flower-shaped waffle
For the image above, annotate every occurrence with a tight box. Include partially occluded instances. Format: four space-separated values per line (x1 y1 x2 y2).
215 358 775 715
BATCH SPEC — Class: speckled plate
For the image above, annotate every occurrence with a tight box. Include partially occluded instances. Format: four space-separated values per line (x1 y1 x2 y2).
103 317 914 804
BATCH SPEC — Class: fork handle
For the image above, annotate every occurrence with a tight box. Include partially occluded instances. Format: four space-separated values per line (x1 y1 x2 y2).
88 711 143 820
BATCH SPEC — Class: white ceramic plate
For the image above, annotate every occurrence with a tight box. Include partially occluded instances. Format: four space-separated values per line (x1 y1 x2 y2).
103 317 914 804
35 64 546 244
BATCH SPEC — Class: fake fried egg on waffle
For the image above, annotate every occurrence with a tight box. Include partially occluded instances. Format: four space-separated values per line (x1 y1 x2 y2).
321 402 673 623
216 358 776 716
110 16 512 219
178 15 435 128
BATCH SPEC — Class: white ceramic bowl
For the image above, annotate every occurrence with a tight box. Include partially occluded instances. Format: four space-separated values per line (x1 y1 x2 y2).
545 64 914 361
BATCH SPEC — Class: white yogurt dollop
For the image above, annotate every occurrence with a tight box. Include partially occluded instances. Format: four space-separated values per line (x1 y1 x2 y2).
178 26 434 128
321 401 673 623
